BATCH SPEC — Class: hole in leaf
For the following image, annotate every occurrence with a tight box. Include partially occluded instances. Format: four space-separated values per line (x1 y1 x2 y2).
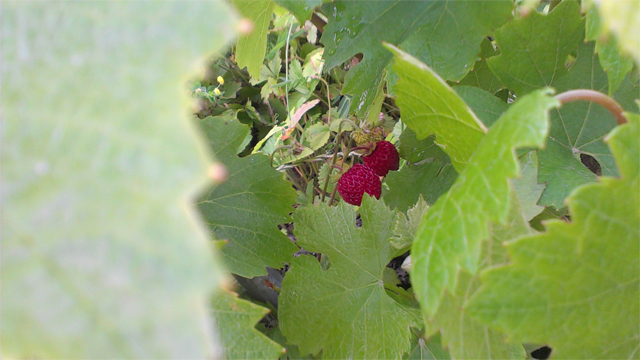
580 153 602 176
531 345 552 360
387 251 411 290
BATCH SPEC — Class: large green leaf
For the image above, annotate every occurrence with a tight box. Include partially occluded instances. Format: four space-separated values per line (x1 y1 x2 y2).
274 0 321 23
386 44 487 172
457 38 504 94
411 89 558 317
488 0 585 96
279 196 421 359
232 0 276 79
196 116 298 278
1 3 237 358
537 41 638 208
321 0 512 118
212 291 284 359
585 6 634 94
428 193 530 359
466 114 639 359
488 0 639 208
593 0 640 65
399 0 512 82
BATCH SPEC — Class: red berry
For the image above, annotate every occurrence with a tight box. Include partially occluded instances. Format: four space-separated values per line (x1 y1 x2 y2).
362 140 399 176
337 164 381 206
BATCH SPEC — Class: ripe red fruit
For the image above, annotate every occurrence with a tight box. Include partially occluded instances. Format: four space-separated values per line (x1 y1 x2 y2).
363 140 399 176
337 164 381 206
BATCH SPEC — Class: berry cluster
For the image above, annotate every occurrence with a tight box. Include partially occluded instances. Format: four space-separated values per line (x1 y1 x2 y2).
337 141 400 206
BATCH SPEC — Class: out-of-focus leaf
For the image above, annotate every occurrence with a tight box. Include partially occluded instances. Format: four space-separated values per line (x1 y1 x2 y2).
585 6 634 94
593 0 640 65
1 2 237 358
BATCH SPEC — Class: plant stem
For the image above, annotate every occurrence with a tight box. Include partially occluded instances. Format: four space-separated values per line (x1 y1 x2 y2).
555 89 628 125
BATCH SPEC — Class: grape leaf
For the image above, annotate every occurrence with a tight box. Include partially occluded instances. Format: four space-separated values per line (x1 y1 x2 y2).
411 89 559 317
452 85 508 129
585 6 634 94
391 196 430 251
384 160 458 214
488 0 638 208
399 0 512 82
428 193 531 359
321 0 511 118
457 38 504 95
196 116 299 278
386 44 487 172
466 114 640 359
274 0 321 23
405 333 451 360
212 291 285 360
537 41 635 208
593 0 640 65
1 3 236 358
512 151 545 221
488 0 585 96
232 0 276 79
279 196 422 359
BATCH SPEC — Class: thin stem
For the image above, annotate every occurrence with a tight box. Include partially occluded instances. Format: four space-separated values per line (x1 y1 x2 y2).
284 18 294 117
555 89 627 125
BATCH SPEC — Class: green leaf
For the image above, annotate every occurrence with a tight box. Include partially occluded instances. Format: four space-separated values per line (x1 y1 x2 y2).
305 123 331 150
537 41 632 208
213 291 285 360
488 0 585 96
593 0 640 65
196 116 299 278
428 193 531 359
273 0 321 23
391 196 430 252
512 151 545 221
453 85 509 129
399 0 512 81
466 114 640 359
321 0 511 117
266 326 316 360
586 7 634 94
405 333 451 360
386 44 487 172
457 38 504 95
232 0 276 79
384 159 458 214
398 131 449 164
1 3 236 358
279 196 422 359
411 89 559 318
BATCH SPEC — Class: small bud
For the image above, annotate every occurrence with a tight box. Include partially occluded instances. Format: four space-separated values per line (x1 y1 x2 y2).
194 88 202 93
208 162 227 182
238 18 254 35
213 88 222 96
217 76 224 85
